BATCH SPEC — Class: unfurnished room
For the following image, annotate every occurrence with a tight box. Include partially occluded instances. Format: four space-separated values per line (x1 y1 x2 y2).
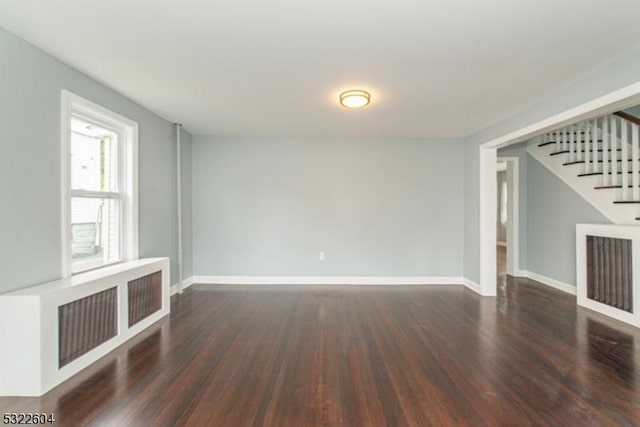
2 1 640 426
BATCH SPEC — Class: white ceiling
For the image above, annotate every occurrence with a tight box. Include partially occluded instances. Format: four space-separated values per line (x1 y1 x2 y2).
2 0 640 138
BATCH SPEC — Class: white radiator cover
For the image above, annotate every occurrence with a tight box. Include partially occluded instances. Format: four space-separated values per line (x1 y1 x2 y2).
576 224 640 327
0 257 170 396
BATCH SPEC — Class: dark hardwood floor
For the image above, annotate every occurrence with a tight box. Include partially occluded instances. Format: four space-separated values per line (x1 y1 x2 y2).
2 260 640 425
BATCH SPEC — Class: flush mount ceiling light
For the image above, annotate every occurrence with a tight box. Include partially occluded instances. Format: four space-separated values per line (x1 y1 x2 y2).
339 90 371 109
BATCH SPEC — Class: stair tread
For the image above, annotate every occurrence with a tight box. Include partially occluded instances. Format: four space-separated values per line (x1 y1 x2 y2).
546 139 603 143
595 185 640 189
574 159 639 163
578 172 602 176
560 159 635 164
580 148 622 152
538 141 556 147
613 200 640 204
542 147 616 153
578 171 636 176
550 150 570 156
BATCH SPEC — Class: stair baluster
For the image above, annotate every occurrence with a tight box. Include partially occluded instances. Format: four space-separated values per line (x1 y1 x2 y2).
607 117 618 187
577 125 581 161
555 130 560 153
591 119 603 172
569 126 575 163
584 123 591 173
602 118 610 185
632 123 639 201
576 123 582 163
620 116 629 201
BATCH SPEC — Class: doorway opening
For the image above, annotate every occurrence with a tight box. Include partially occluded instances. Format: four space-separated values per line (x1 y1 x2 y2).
478 82 640 296
496 157 519 290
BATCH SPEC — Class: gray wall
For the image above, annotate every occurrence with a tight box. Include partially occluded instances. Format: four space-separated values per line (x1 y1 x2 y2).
0 28 190 293
527 155 610 286
496 170 507 243
192 136 464 277
464 47 640 284
624 105 640 118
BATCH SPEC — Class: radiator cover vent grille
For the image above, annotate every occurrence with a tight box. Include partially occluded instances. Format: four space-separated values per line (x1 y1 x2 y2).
586 235 633 313
58 287 118 367
128 271 163 327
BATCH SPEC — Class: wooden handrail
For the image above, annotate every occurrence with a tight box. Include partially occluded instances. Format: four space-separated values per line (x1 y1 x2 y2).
614 111 640 126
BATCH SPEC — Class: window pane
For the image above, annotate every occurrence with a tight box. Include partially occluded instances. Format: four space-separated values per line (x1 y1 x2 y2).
500 181 508 225
71 197 121 272
70 117 118 192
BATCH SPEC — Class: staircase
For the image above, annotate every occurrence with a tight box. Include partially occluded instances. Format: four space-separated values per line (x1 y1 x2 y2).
527 113 640 224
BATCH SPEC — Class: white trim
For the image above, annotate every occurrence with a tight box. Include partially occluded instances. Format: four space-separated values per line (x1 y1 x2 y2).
190 276 465 286
171 276 195 295
479 80 640 297
496 241 507 247
482 82 640 151
125 120 139 262
463 278 481 294
61 90 139 277
479 148 497 296
61 91 72 278
520 270 576 295
70 189 122 199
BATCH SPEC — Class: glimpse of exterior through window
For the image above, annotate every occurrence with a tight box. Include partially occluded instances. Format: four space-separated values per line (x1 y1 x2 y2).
500 181 508 225
70 117 122 272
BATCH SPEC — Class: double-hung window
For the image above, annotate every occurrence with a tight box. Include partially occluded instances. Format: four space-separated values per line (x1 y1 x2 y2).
62 91 138 275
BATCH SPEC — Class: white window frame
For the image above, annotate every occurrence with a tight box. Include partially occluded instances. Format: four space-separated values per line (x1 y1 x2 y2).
61 91 139 277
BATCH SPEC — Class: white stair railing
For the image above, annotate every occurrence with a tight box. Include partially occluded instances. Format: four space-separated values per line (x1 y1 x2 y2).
619 116 629 200
602 118 610 185
569 125 575 163
541 112 640 207
590 119 599 175
583 123 590 173
576 123 583 163
609 118 618 186
631 124 640 200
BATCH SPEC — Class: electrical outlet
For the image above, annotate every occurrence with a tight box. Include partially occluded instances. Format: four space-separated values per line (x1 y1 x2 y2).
318 251 325 261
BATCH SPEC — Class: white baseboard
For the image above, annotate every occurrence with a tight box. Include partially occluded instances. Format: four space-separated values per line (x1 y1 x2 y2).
463 278 481 294
520 270 576 295
183 274 574 296
496 241 507 247
170 276 195 295
190 275 465 286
